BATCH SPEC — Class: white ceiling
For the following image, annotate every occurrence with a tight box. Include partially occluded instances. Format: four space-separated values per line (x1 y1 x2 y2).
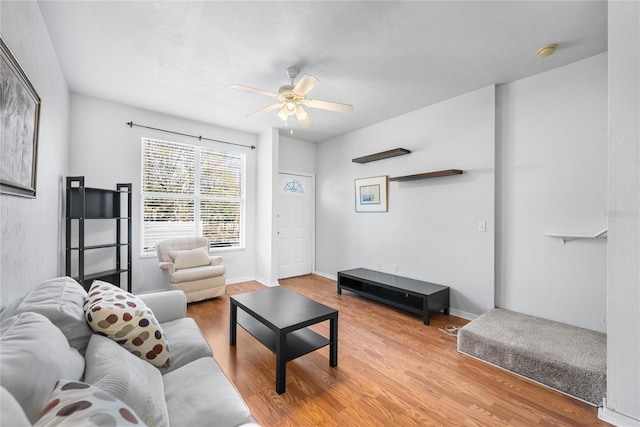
37 1 607 143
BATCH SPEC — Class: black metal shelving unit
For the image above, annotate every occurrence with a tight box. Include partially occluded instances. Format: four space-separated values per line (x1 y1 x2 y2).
65 176 132 292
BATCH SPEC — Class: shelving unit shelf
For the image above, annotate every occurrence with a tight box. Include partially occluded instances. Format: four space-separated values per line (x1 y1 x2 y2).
390 169 463 182
65 176 132 292
352 148 411 164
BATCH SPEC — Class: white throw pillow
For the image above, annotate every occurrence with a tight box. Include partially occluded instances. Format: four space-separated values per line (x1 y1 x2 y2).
169 247 210 270
33 380 147 426
84 334 170 427
0 276 93 355
84 281 170 368
0 312 85 423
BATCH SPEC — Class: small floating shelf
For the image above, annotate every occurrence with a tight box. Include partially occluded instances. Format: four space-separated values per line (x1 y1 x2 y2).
545 228 608 244
352 148 411 164
389 169 463 182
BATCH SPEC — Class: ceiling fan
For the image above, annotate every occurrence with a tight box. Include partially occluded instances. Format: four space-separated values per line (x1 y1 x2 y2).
230 66 353 128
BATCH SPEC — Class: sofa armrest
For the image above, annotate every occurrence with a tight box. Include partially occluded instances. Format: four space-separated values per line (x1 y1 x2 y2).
209 256 223 266
158 261 175 275
138 290 187 323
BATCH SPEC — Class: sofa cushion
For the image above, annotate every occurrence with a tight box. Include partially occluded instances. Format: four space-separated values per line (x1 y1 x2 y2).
137 290 187 324
169 247 211 270
163 357 253 427
1 386 31 427
84 281 170 368
84 334 170 427
0 312 85 423
33 380 147 426
0 276 93 355
159 317 213 373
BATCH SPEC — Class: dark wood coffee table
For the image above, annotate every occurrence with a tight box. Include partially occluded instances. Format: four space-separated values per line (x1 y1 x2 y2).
229 287 338 394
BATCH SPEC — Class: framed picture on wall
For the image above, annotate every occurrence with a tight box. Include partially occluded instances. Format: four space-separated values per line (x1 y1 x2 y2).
355 175 388 212
0 36 41 198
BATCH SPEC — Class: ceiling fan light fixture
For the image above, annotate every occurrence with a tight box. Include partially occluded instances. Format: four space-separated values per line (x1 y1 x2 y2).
286 102 296 115
295 105 312 128
295 105 308 120
277 107 289 122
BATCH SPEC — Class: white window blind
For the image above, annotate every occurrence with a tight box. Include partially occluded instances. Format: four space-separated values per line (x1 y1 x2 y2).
141 137 244 254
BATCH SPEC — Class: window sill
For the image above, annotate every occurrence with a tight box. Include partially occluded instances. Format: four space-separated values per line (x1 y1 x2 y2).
139 246 245 258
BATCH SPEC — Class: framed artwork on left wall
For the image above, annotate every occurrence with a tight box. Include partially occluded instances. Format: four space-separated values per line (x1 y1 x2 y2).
0 36 41 198
355 175 388 212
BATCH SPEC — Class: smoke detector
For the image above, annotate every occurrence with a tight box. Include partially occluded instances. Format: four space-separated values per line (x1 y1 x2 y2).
537 44 558 58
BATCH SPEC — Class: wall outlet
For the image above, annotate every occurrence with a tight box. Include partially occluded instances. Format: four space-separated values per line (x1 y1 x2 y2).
392 264 398 273
376 262 382 271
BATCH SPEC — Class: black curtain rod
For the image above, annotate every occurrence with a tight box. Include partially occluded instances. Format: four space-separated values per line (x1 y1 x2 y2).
126 121 256 150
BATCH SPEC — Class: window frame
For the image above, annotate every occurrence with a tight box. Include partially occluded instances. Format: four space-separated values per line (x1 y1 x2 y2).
140 136 246 256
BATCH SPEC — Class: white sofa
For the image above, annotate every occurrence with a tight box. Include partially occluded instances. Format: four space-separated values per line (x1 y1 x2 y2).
0 277 256 426
156 236 226 303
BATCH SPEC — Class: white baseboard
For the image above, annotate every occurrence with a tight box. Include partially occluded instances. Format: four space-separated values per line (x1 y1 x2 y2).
225 276 279 287
255 276 279 287
449 308 478 321
225 276 256 285
313 270 337 281
599 404 640 426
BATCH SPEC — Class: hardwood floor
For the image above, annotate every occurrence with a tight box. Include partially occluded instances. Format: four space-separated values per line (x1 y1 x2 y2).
187 275 609 427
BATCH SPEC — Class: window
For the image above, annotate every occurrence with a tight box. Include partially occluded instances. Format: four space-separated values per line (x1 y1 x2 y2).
141 137 245 254
283 180 304 193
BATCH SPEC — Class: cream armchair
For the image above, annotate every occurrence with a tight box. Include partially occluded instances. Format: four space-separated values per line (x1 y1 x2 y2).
156 236 226 303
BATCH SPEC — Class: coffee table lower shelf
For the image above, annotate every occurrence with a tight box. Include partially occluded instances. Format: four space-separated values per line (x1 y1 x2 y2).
237 311 331 361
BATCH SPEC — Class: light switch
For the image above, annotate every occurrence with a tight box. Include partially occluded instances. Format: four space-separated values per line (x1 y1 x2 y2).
478 221 487 232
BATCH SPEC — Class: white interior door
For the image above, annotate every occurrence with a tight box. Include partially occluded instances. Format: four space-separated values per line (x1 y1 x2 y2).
278 173 314 279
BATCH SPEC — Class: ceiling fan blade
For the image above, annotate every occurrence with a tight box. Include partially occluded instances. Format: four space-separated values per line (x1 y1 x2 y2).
293 74 318 96
305 99 354 113
248 103 283 118
230 84 278 98
295 105 313 128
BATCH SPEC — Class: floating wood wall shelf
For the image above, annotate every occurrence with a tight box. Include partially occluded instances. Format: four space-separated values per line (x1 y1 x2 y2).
389 169 463 182
352 148 411 164
545 228 608 244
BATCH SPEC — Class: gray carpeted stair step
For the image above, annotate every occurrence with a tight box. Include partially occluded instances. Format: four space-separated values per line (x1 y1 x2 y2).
457 308 606 405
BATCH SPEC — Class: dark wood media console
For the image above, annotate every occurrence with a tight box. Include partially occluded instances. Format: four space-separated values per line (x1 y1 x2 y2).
337 268 450 325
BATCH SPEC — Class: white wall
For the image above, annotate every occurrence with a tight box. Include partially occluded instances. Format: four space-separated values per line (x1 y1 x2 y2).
604 1 640 422
0 1 70 307
279 135 316 175
68 94 258 293
255 128 279 286
316 86 496 318
495 53 608 332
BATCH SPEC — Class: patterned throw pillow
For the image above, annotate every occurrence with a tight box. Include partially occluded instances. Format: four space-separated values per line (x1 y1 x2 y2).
34 380 147 426
84 281 170 368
